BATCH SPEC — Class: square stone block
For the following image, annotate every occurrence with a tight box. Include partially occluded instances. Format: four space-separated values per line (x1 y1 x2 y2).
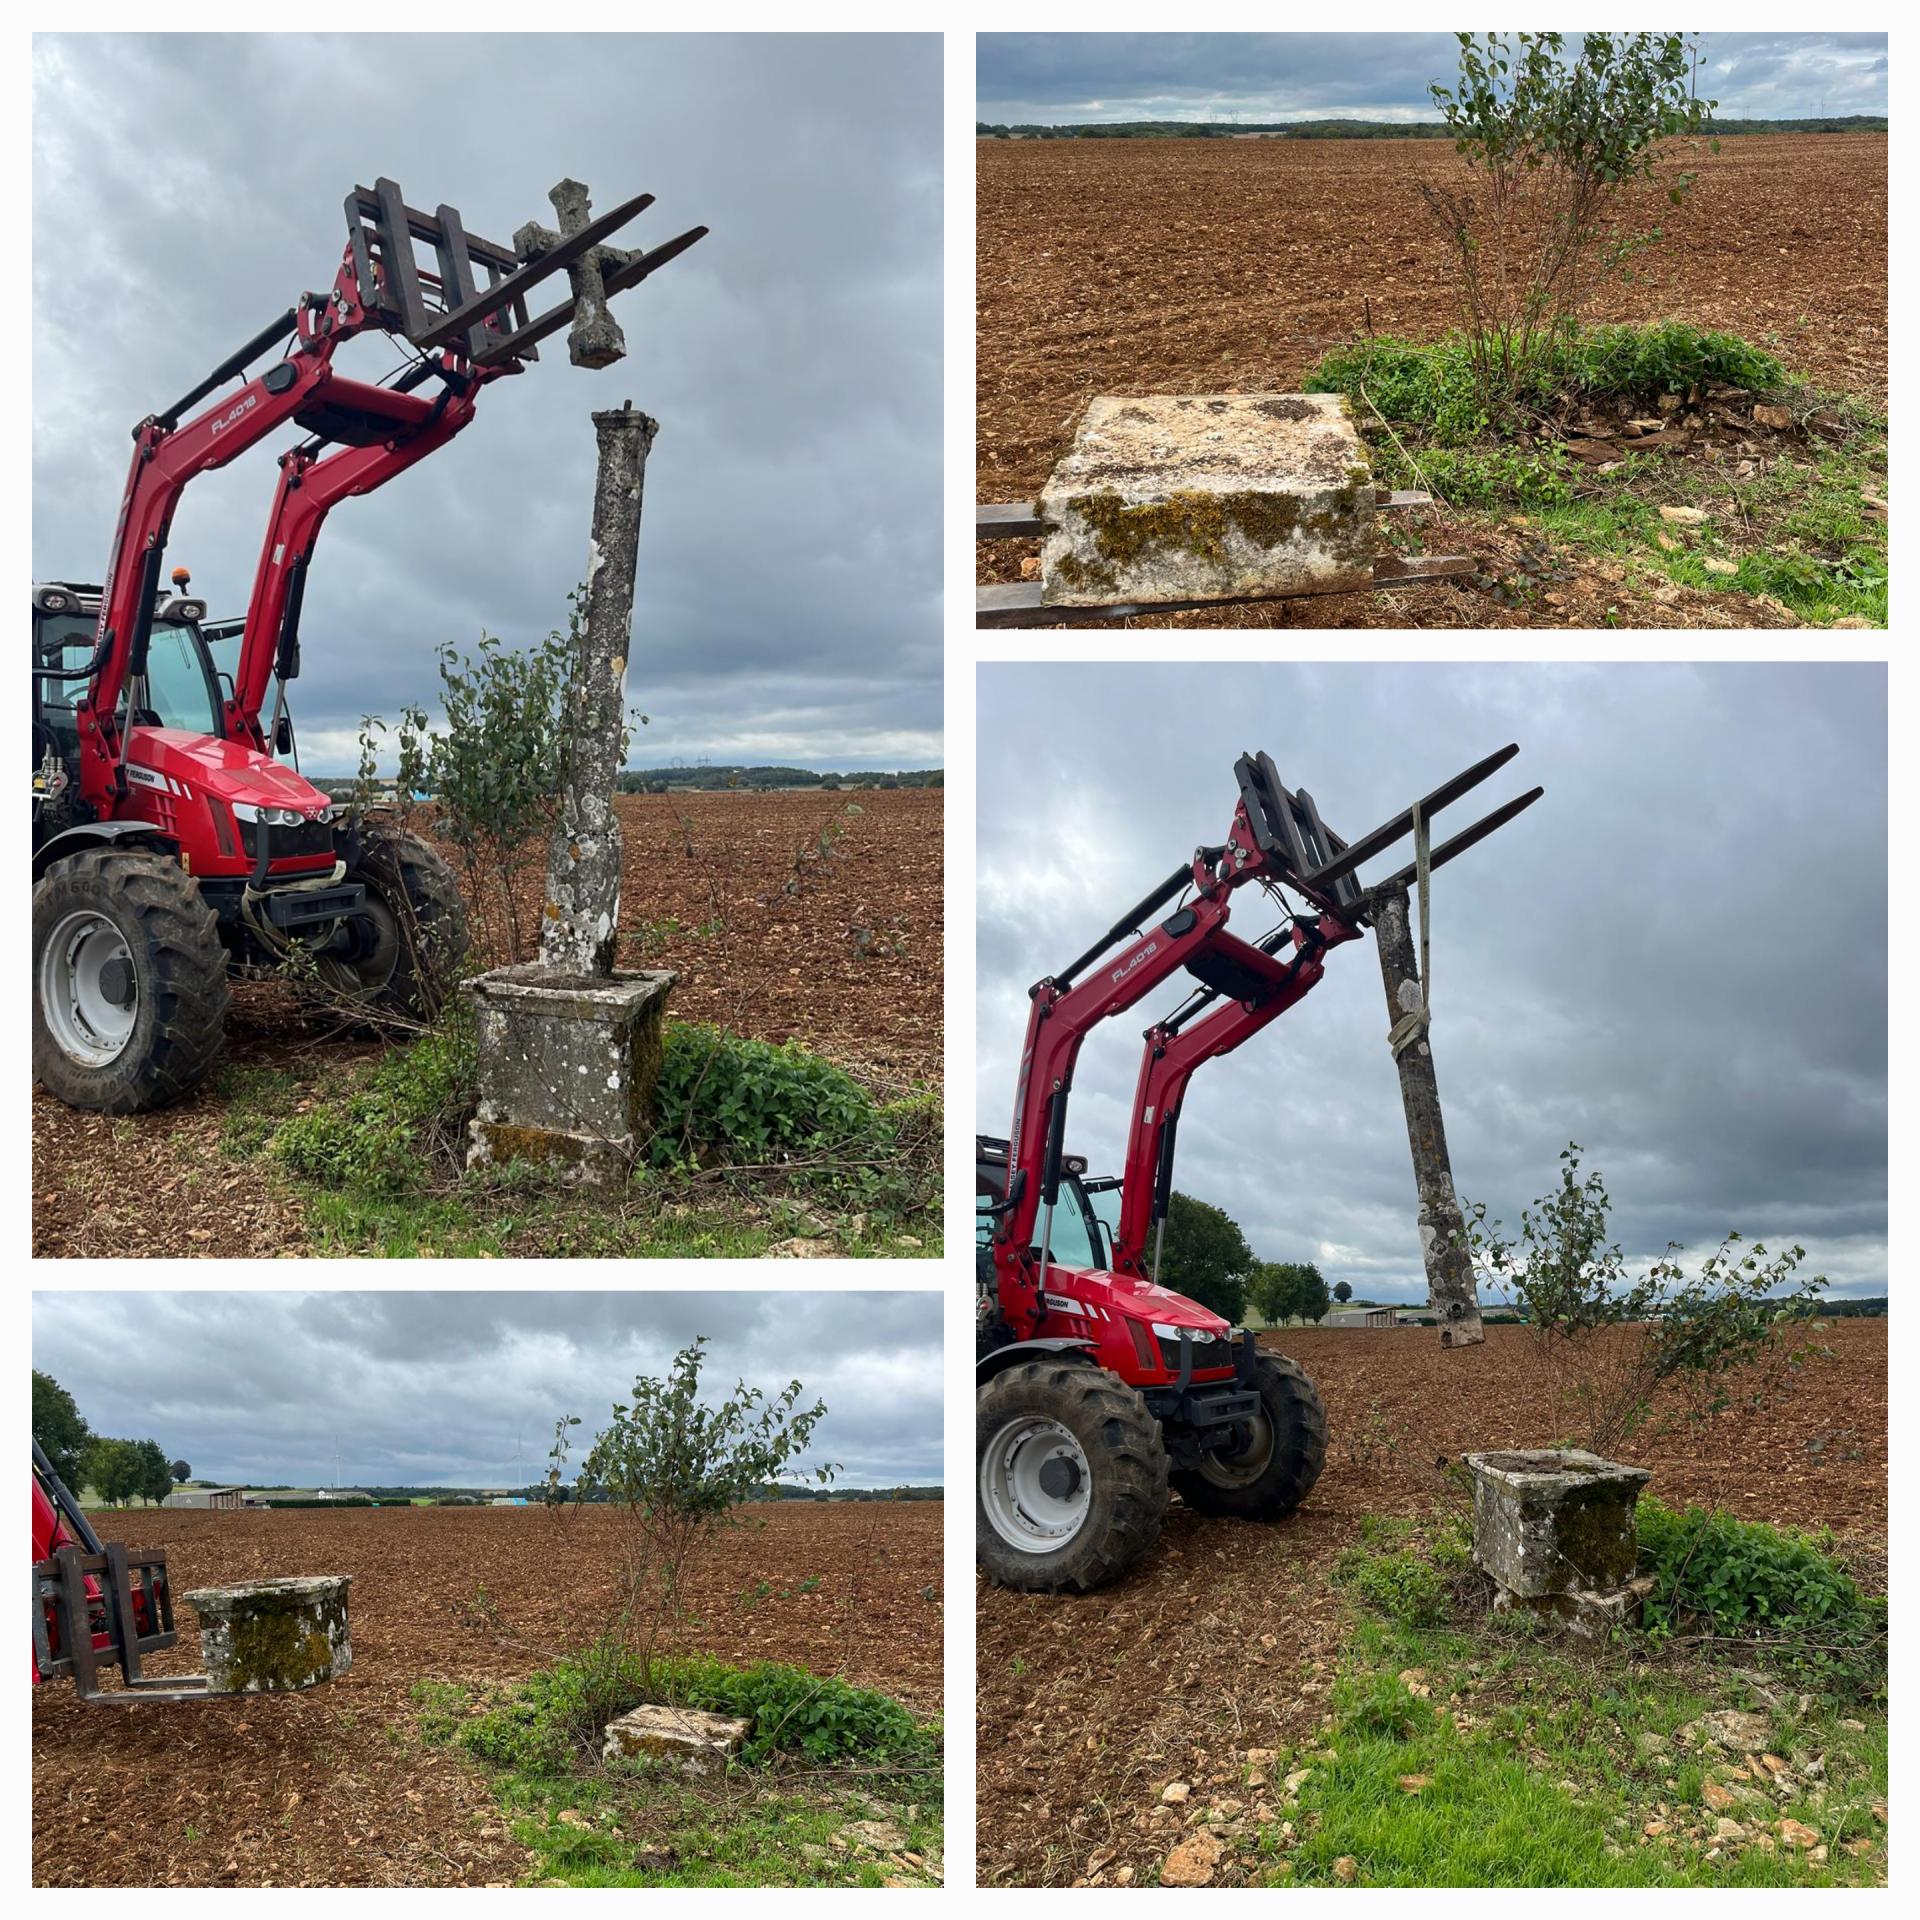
603 1702 751 1768
1039 393 1375 606
463 964 675 1183
1465 1448 1650 1599
183 1576 352 1693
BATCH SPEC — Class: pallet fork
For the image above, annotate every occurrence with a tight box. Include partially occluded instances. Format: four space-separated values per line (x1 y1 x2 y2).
32 1442 211 1703
976 492 1475 625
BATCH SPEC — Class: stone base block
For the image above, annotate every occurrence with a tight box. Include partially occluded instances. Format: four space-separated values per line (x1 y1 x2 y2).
602 1702 751 1768
463 963 675 1184
1465 1447 1650 1599
183 1576 352 1692
1492 1574 1656 1641
1038 393 1374 606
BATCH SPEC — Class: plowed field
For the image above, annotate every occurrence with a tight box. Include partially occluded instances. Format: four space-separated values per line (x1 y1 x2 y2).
977 134 1887 630
31 787 942 1258
33 1500 942 1887
977 1319 1886 1887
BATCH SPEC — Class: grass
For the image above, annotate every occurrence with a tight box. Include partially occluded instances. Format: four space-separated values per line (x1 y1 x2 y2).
410 1651 941 1888
210 1017 940 1259
1258 1512 1888 1887
1306 321 1886 628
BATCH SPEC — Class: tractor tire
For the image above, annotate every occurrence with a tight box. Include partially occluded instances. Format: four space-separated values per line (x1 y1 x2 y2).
977 1360 1168 1593
1171 1351 1328 1521
326 825 470 1020
33 846 229 1114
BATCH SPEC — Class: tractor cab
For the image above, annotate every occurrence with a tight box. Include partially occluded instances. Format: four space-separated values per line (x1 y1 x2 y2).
33 582 226 838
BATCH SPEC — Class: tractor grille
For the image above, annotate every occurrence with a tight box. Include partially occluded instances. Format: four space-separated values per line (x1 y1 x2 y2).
238 815 335 863
1156 1331 1240 1377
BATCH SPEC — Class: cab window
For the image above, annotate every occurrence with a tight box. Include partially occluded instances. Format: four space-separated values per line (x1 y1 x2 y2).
135 622 220 734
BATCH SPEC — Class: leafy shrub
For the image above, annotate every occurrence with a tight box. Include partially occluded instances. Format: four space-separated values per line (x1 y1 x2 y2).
1307 324 1785 449
272 1016 476 1196
653 1024 878 1165
1336 1547 1449 1628
1637 1497 1884 1692
659 1653 933 1766
652 1024 939 1214
459 1641 931 1775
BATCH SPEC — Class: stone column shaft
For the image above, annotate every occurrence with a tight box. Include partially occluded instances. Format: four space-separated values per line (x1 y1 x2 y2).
1373 881 1485 1348
539 402 656 975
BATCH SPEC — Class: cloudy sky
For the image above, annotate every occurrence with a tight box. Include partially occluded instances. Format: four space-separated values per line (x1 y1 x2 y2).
978 32 1889 125
977 664 1887 1303
33 1291 942 1488
33 33 941 774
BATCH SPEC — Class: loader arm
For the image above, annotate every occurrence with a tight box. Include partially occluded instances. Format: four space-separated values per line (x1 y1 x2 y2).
1113 911 1360 1278
223 372 482 747
991 745 1541 1341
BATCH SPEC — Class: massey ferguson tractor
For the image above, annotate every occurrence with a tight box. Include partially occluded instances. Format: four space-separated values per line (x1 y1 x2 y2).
32 177 704 1113
977 745 1541 1592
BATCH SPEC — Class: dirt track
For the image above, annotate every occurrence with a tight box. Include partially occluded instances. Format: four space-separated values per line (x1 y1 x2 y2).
976 1320 1886 1887
32 788 943 1258
33 1501 941 1888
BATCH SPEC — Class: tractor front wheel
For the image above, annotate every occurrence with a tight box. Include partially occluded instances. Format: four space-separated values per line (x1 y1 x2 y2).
1171 1351 1328 1521
321 825 470 1019
33 846 229 1114
977 1360 1168 1593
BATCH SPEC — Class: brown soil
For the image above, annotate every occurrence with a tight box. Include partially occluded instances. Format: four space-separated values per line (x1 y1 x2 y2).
31 788 942 1258
976 1319 1886 1887
33 1500 942 1888
976 133 1887 630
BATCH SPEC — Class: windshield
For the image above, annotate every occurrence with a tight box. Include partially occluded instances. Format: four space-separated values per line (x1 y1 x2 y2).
134 621 220 734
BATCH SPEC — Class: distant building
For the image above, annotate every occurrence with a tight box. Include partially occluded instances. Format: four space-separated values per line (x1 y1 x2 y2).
165 1486 244 1510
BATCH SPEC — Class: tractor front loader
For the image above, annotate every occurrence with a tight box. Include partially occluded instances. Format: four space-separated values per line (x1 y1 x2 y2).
33 178 706 1113
977 745 1542 1592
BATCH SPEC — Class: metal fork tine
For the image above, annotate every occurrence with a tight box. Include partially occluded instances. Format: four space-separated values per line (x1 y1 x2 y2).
410 189 656 353
1301 743 1521 891
1369 788 1544 894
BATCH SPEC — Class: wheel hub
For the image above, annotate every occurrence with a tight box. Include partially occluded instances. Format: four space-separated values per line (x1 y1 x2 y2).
1197 1405 1277 1488
41 910 138 1067
981 1414 1092 1552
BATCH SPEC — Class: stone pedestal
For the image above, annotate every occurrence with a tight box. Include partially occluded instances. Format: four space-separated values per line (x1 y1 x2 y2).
463 964 676 1183
603 1702 750 1769
1039 393 1374 606
1465 1448 1651 1638
183 1576 352 1693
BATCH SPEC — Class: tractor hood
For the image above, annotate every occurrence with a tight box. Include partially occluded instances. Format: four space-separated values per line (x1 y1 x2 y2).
130 729 333 816
1049 1266 1232 1337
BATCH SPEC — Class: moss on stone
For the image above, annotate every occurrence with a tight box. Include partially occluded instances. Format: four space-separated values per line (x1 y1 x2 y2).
1065 484 1365 575
220 1591 347 1690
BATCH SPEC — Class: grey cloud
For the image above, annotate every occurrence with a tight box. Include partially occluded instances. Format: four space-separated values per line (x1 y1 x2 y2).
975 663 1886 1302
34 32 942 773
32 1290 943 1487
977 33 1888 125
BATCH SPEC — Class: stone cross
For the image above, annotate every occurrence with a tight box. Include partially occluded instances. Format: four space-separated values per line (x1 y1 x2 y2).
538 402 658 975
515 178 633 370
1372 882 1486 1347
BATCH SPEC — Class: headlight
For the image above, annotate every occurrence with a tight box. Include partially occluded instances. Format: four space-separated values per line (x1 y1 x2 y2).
232 802 312 827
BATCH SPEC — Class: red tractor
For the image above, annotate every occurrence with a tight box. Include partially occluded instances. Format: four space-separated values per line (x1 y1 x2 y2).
977 746 1541 1592
32 178 704 1113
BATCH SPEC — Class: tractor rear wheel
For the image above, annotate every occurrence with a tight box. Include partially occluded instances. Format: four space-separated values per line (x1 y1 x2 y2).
33 846 229 1114
977 1360 1168 1592
321 825 470 1019
1171 1351 1327 1521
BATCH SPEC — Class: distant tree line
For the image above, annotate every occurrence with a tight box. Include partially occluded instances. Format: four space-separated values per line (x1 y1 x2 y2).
615 765 943 794
978 115 1885 141
32 1371 182 1507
